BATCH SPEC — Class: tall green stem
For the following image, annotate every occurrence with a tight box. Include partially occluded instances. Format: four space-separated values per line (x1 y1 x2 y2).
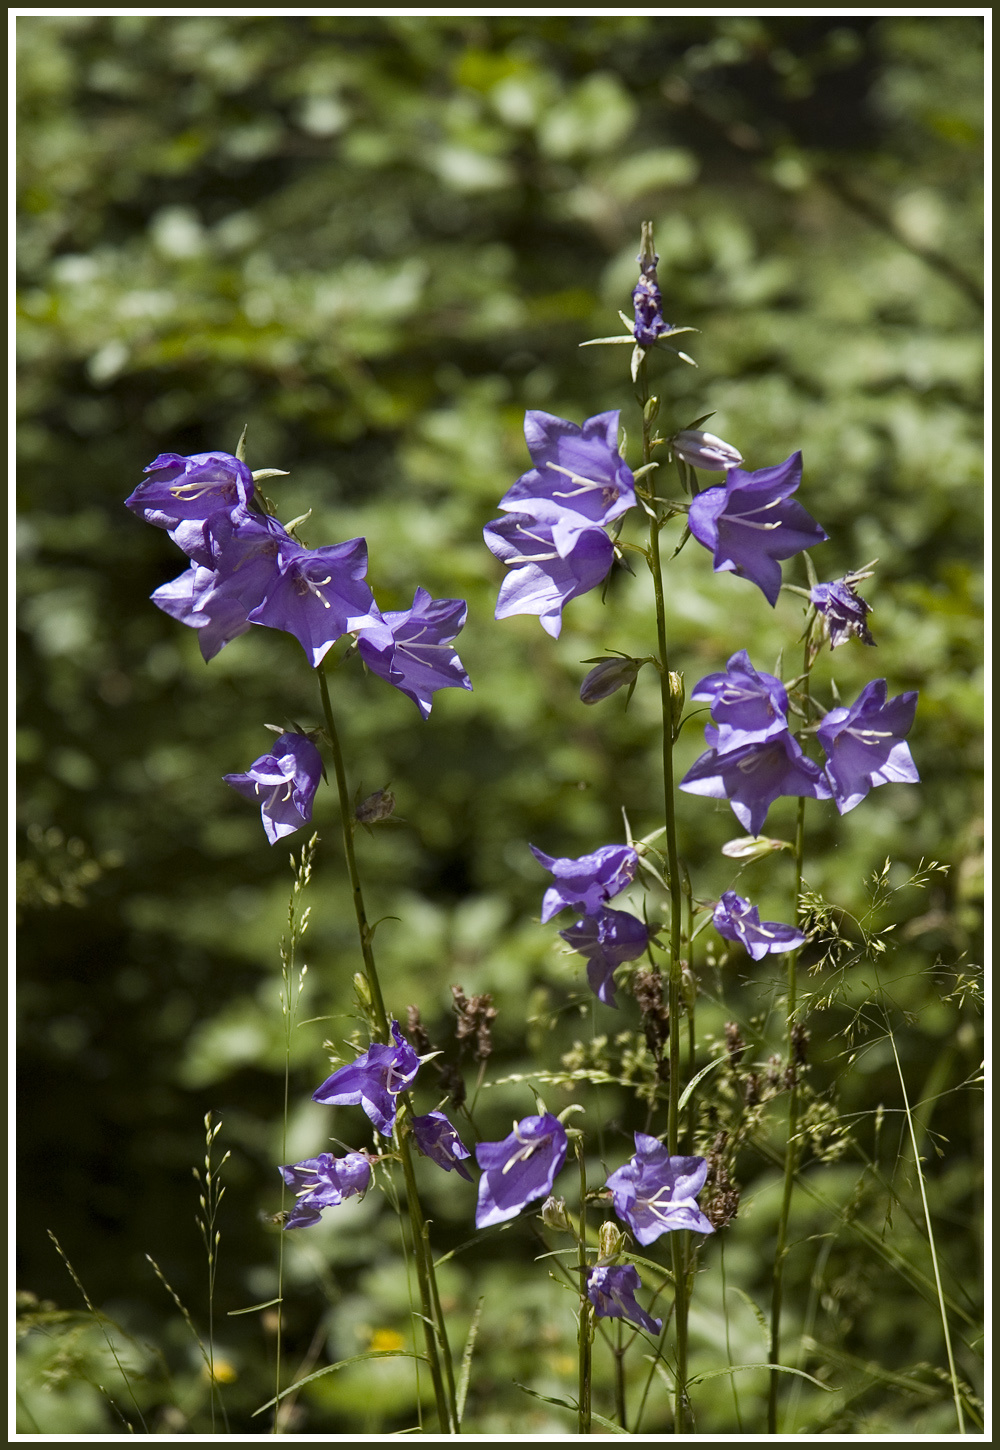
637 356 689 1433
576 1141 592 1435
316 665 459 1433
767 633 811 1432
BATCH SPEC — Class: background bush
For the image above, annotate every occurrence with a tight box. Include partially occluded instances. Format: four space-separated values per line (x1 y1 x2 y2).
17 14 983 1435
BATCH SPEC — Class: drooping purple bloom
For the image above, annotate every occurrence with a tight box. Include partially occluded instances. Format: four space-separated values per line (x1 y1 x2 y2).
223 732 323 844
687 453 828 606
606 1133 714 1245
712 890 806 961
811 577 876 649
357 587 472 719
579 655 645 705
817 680 919 814
498 411 636 549
679 727 831 836
475 1114 568 1228
312 1021 420 1137
278 1151 371 1229
586 1264 662 1336
125 451 254 531
412 1110 473 1181
691 649 790 750
671 430 743 472
246 536 393 667
484 514 614 639
151 561 254 661
530 843 639 924
560 908 650 1008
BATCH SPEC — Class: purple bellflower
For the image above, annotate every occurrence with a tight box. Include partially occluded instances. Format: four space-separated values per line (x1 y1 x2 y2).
811 576 876 649
530 843 639 924
484 514 614 639
679 727 832 837
687 453 828 606
498 411 637 550
586 1264 662 1336
357 587 472 718
606 1133 715 1245
246 536 393 667
152 562 254 662
671 430 743 472
713 890 806 961
817 679 919 814
279 1151 371 1229
691 649 790 750
475 1114 568 1228
125 450 254 532
223 732 323 844
631 234 672 346
312 1021 420 1137
412 1110 474 1181
559 908 650 1009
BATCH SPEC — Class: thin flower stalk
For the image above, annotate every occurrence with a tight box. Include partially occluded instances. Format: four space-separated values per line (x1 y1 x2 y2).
576 1140 592 1434
316 664 459 1434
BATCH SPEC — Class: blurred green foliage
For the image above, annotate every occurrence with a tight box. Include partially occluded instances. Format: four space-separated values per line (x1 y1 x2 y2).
17 14 982 1434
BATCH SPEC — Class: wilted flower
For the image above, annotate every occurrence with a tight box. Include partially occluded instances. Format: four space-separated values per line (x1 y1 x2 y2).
679 727 831 836
498 411 637 549
355 787 396 825
357 587 472 718
559 907 650 1009
817 679 919 814
530 842 639 923
631 226 672 346
811 574 876 648
586 1264 662 1336
223 732 323 844
606 1133 714 1244
484 513 614 639
411 1110 473 1180
671 430 743 472
687 453 828 606
278 1151 371 1229
312 1021 420 1137
691 649 790 750
712 890 806 961
475 1114 568 1228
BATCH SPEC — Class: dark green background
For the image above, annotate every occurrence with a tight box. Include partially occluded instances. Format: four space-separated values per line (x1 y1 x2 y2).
17 15 983 1434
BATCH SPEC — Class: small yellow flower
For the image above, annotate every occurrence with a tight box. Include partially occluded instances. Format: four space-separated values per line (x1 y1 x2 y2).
202 1357 238 1385
368 1327 405 1352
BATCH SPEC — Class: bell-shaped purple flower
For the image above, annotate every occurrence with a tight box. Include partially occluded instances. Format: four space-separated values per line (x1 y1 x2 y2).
279 1151 371 1229
679 727 831 837
223 732 323 844
151 561 254 662
691 649 790 750
811 576 876 649
485 514 614 640
559 908 649 1009
687 453 828 606
412 1110 473 1181
586 1264 662 1336
530 843 639 924
606 1133 714 1245
125 451 254 531
246 536 393 667
312 1021 420 1138
713 890 806 961
498 411 637 549
357 587 472 719
475 1114 568 1228
817 680 919 814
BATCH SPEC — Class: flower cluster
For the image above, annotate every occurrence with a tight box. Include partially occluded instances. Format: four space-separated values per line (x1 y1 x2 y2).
679 649 919 826
484 412 636 637
530 843 649 1007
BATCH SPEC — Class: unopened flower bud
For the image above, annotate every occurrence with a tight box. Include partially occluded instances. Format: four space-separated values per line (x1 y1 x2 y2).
541 1196 573 1233
597 1219 626 1260
672 430 743 472
356 787 396 824
721 835 790 861
669 670 685 736
580 656 643 705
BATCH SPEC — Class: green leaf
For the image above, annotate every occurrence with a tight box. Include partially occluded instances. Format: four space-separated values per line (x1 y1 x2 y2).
513 1381 578 1412
456 1297 483 1425
688 1362 833 1392
678 1054 727 1113
227 1297 283 1316
252 1350 428 1416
